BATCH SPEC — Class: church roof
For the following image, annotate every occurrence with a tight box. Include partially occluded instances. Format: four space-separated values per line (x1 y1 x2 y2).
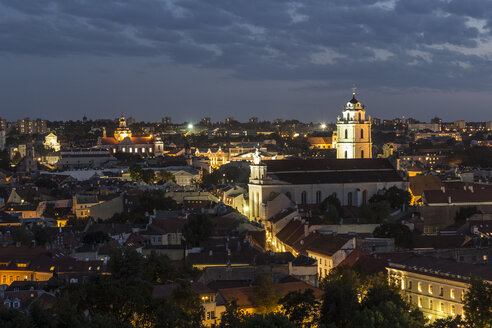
263 158 395 172
349 94 359 104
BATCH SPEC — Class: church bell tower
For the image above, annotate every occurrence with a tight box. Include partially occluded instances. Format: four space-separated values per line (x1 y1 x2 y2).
336 87 372 159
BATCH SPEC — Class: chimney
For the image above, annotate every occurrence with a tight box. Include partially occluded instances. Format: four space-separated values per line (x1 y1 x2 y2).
448 196 452 204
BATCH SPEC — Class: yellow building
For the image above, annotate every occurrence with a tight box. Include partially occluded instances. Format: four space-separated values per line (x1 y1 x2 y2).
307 136 334 150
386 255 491 322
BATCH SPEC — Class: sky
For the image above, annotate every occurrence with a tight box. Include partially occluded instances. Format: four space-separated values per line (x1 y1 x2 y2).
1 0 492 123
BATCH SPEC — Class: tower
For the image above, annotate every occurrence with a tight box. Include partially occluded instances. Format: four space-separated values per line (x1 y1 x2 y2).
114 116 132 142
336 88 372 159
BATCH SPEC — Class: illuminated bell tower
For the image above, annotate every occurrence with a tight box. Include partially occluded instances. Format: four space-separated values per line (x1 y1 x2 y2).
336 87 372 159
114 116 132 142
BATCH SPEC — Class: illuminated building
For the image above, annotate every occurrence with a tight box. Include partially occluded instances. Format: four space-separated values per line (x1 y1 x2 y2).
99 116 163 156
43 132 61 152
336 89 372 159
387 255 492 322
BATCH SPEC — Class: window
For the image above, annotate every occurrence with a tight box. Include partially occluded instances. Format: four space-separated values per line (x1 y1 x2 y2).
440 302 444 312
316 191 322 204
418 297 422 308
345 129 348 139
418 282 422 292
13 301 20 309
361 128 364 139
361 150 364 158
428 284 433 294
429 299 433 310
301 191 307 204
440 287 444 296
408 280 412 289
347 192 353 206
451 305 455 315
344 150 348 159
450 289 455 299
362 190 367 205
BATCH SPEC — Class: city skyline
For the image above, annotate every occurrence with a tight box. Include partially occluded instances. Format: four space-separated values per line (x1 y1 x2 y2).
1 0 492 121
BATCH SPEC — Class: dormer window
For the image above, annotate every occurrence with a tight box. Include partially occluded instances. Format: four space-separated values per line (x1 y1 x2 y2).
13 300 20 309
3 300 10 308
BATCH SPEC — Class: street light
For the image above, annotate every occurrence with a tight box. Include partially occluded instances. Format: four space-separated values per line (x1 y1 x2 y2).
321 123 327 129
188 123 193 129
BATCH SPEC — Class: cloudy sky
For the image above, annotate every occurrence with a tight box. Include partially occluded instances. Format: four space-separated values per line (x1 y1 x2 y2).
1 0 492 123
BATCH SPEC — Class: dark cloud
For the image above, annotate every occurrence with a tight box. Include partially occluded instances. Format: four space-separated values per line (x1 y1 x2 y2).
0 0 491 120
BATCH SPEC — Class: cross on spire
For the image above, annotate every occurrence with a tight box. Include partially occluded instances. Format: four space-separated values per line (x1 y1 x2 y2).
352 84 357 95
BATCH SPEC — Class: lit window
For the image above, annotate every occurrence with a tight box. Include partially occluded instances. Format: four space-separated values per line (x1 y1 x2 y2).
418 297 422 308
418 282 422 292
450 289 455 299
451 305 455 316
440 302 444 312
428 284 433 294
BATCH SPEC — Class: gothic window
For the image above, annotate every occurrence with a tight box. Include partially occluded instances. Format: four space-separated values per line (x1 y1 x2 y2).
301 191 307 204
361 128 364 139
316 191 322 204
347 192 353 206
345 129 348 139
358 113 361 121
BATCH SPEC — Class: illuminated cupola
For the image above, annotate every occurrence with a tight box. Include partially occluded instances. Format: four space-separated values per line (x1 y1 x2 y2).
114 116 132 142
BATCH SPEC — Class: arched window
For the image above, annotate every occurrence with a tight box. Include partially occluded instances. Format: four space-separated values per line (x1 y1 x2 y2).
361 128 364 139
361 150 364 158
345 129 348 139
347 192 353 206
344 151 348 159
316 191 322 204
358 113 361 121
301 191 307 204
362 190 367 205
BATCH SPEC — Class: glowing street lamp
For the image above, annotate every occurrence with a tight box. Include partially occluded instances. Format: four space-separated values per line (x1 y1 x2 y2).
321 123 327 130
188 123 193 129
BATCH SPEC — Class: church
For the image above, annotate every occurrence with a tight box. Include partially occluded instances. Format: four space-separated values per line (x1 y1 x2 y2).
99 116 164 156
248 92 405 222
336 89 372 159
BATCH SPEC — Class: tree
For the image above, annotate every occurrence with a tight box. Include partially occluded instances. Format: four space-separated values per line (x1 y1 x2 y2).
254 276 280 314
358 201 391 223
169 281 205 327
108 248 144 280
347 301 425 328
320 193 343 216
464 276 492 328
239 313 297 328
141 169 155 185
324 204 341 224
12 225 31 245
427 315 466 328
183 214 214 247
373 223 413 249
142 252 176 284
383 186 411 209
219 300 244 328
280 289 319 328
319 279 359 328
129 165 143 182
32 225 51 246
156 170 176 182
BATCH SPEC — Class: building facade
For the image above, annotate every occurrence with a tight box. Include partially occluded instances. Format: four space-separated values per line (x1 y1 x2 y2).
99 116 164 156
248 155 406 222
336 91 372 159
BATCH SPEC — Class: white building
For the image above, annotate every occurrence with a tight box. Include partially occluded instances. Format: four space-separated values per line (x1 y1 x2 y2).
44 132 61 152
336 91 372 159
248 154 406 222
